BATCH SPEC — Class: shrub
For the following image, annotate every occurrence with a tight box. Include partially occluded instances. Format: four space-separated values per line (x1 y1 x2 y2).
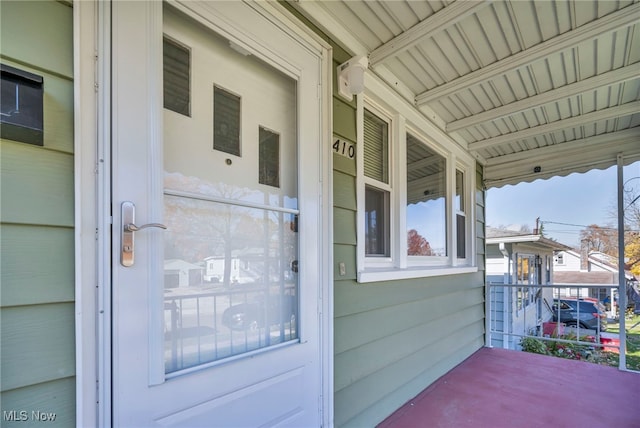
520 337 549 355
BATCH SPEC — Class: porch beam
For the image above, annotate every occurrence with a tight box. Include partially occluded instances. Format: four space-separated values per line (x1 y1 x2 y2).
468 101 640 151
407 155 443 172
483 129 640 187
369 0 490 66
415 3 640 105
485 128 640 167
290 1 369 56
446 64 640 132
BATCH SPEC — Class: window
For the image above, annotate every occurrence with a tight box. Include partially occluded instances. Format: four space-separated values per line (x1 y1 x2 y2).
455 169 466 259
163 37 190 116
357 100 475 282
363 108 391 258
406 134 447 258
259 126 280 187
213 86 241 156
365 186 390 256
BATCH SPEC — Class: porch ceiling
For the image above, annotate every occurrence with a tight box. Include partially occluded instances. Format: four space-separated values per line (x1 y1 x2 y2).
292 0 640 188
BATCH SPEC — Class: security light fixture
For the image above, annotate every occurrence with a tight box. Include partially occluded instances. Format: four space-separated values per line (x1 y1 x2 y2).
337 55 368 101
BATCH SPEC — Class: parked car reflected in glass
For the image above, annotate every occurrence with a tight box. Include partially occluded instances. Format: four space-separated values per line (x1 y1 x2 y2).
222 293 297 332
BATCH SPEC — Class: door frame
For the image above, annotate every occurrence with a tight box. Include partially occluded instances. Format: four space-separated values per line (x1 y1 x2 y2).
74 1 333 426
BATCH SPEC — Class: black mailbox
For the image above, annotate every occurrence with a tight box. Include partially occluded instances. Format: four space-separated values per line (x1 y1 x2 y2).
1 64 44 146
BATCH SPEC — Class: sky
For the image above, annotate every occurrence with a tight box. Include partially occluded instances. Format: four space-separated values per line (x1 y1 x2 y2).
486 160 640 249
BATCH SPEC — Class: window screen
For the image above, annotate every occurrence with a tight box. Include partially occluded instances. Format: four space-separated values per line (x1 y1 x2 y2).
259 126 280 188
163 37 190 116
213 86 241 156
363 109 389 184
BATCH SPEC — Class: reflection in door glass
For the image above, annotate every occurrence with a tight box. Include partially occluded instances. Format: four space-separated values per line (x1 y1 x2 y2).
162 6 299 373
163 194 298 373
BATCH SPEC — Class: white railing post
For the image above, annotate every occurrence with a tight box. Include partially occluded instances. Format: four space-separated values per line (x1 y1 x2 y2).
617 154 627 369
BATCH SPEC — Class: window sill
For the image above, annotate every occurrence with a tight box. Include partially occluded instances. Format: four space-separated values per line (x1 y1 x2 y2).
357 266 478 283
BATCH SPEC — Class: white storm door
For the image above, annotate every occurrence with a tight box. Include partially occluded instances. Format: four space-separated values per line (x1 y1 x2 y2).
109 2 325 426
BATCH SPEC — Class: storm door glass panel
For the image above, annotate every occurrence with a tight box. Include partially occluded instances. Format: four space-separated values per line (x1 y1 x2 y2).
162 21 298 373
163 196 298 372
406 134 447 257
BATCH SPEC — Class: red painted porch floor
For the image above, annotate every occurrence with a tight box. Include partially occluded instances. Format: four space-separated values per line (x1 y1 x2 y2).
378 347 640 428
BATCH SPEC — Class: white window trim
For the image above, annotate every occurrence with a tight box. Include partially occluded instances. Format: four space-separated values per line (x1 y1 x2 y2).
356 75 477 283
454 157 475 265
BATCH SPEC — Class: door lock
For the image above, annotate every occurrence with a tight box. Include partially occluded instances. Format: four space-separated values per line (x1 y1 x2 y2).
121 201 167 267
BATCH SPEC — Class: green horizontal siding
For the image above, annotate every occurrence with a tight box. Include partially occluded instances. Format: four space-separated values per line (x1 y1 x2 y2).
333 170 357 210
0 377 75 428
1 225 74 307
0 303 75 391
334 207 356 246
333 98 357 141
335 275 484 353
0 1 75 424
335 292 484 391
0 141 74 227
334 245 357 281
0 1 73 79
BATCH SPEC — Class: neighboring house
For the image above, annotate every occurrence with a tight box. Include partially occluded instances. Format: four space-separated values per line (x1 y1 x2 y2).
1 2 638 427
554 242 637 313
486 228 570 349
164 259 204 288
202 256 239 283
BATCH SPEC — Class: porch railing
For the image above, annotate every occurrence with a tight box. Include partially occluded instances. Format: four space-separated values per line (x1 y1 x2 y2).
163 285 297 373
487 283 631 369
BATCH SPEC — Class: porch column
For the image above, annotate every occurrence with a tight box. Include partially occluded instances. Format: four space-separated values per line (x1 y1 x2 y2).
617 153 627 369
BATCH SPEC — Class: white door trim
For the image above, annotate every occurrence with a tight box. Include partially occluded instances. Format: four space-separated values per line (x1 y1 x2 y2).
74 0 113 426
74 1 333 426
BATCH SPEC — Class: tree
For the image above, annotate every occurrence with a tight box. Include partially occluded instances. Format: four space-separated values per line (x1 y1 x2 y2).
625 233 640 275
407 229 433 256
580 224 618 257
623 179 640 274
600 176 640 273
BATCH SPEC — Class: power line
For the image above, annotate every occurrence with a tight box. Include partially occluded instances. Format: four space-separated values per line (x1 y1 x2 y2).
541 220 617 230
541 221 639 233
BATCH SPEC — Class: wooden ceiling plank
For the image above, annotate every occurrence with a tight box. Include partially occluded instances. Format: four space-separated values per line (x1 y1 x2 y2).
416 2 640 105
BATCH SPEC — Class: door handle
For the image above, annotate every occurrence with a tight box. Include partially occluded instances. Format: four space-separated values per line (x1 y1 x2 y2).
121 201 166 267
124 222 167 232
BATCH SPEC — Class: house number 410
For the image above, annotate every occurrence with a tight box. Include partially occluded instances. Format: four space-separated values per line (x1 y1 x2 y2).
333 138 355 159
